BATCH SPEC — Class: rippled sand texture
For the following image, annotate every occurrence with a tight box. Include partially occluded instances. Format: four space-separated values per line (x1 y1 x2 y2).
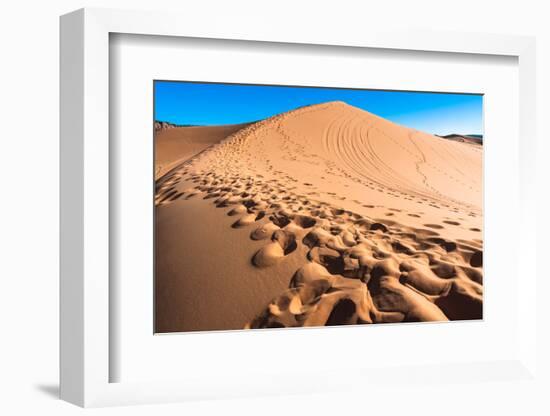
155 101 483 332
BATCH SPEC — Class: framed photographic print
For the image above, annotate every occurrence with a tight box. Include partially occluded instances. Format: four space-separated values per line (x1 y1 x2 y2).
153 81 484 333
60 7 539 408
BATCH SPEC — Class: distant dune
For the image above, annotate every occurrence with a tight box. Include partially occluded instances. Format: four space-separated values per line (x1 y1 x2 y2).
155 101 483 332
438 133 483 146
154 122 250 178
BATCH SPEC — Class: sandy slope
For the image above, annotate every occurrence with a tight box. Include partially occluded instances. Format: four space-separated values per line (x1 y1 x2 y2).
155 101 483 332
154 123 249 179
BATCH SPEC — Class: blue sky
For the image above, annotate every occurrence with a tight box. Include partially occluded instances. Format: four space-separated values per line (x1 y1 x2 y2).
154 81 483 136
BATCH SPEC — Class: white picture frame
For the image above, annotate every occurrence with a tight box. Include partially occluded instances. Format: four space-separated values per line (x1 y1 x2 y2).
60 7 538 407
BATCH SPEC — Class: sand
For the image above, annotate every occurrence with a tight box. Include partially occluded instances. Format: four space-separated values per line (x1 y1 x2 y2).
154 122 250 179
154 101 483 332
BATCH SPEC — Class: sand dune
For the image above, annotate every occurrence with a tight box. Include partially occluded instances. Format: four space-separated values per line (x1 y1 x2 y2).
438 133 483 146
154 122 250 179
155 101 483 332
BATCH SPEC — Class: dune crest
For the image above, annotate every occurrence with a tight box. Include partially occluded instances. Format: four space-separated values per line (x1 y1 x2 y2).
155 101 483 331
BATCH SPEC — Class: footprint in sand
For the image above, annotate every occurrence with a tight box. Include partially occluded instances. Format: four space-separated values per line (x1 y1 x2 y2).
308 246 345 274
270 214 291 228
470 250 483 267
423 223 444 229
252 230 297 267
227 205 247 216
443 220 460 226
232 211 265 228
292 214 317 228
250 222 280 240
370 223 389 233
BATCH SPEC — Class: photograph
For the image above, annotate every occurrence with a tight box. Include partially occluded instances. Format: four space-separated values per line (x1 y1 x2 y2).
3 1 541 412
154 81 483 333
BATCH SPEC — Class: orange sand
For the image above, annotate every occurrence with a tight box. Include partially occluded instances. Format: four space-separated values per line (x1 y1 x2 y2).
155 102 483 332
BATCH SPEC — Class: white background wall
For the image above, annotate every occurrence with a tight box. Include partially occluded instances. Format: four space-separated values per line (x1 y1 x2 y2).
0 1 548 414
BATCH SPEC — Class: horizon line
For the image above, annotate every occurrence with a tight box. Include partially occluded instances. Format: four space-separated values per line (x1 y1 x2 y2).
154 82 484 136
155 100 483 137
